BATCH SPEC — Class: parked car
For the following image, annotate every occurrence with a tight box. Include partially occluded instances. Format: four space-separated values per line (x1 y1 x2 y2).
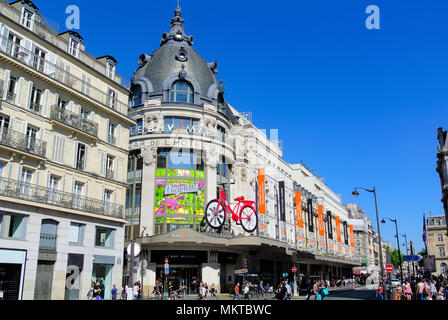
390 278 400 287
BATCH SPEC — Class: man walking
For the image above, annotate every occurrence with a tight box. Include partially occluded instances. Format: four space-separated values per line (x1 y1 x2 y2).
234 282 240 300
284 280 292 300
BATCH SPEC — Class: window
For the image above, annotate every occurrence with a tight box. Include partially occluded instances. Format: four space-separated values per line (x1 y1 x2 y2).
108 123 116 145
81 75 91 96
48 175 60 204
105 155 114 178
80 108 89 119
169 80 193 103
436 219 441 226
33 47 46 73
6 214 26 239
163 117 199 134
73 181 83 209
6 76 17 103
30 86 42 113
95 226 113 248
108 89 117 109
68 39 79 57
131 119 143 137
7 33 21 58
106 62 115 80
20 9 33 29
20 168 33 197
57 98 67 110
69 222 84 245
217 125 226 142
440 247 446 258
0 115 10 133
76 143 86 170
438 234 443 242
130 85 142 107
26 126 38 150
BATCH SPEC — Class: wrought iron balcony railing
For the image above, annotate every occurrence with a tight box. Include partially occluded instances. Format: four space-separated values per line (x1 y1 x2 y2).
0 33 128 115
50 105 99 137
0 177 124 219
105 169 115 179
29 102 41 114
107 135 116 145
39 233 57 251
0 128 46 158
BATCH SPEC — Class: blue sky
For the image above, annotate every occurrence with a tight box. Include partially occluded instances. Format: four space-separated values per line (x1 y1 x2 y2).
34 0 448 253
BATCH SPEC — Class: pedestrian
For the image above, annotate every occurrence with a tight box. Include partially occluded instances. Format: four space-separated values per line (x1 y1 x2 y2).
417 279 425 300
233 282 240 300
111 284 118 300
99 280 105 300
244 283 250 300
87 282 94 300
430 280 438 300
284 280 292 300
424 280 432 300
201 283 207 300
376 283 384 300
313 281 319 300
93 281 102 300
443 283 448 300
305 279 313 300
404 281 412 300
210 283 217 299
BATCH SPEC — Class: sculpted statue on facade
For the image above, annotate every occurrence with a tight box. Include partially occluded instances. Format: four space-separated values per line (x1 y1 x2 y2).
141 146 158 166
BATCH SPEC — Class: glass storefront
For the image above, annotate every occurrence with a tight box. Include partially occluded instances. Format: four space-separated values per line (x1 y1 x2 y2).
154 149 206 235
92 264 112 300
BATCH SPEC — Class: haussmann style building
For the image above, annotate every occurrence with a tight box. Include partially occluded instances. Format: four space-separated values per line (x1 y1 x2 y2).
125 4 361 296
0 0 133 300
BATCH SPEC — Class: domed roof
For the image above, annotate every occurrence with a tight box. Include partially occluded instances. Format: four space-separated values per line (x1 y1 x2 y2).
131 4 220 103
135 45 217 95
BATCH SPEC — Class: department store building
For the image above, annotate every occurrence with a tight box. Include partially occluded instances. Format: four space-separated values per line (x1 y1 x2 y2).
126 4 361 294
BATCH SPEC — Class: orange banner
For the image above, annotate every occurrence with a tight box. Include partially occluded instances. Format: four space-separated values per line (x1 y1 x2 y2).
295 191 303 228
336 216 341 243
318 205 325 237
257 169 266 214
350 224 355 248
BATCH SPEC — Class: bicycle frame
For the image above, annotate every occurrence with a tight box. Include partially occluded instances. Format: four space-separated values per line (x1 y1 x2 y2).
215 189 256 223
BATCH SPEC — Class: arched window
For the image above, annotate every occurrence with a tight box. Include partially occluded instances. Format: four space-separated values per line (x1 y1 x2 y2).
170 80 193 103
130 85 142 107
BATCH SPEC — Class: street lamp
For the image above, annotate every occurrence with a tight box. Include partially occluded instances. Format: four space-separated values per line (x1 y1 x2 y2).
401 233 410 279
352 187 386 289
381 218 404 285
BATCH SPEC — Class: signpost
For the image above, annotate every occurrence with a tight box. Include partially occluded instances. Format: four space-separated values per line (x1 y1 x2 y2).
292 267 297 273
385 264 394 273
164 258 169 300
402 255 421 262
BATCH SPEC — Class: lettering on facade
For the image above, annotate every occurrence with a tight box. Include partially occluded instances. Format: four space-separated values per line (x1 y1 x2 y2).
164 184 199 196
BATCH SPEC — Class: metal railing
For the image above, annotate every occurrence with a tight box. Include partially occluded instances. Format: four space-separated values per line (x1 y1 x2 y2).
0 33 128 115
49 105 99 137
105 169 114 179
107 135 116 145
39 233 57 251
6 92 15 103
76 159 85 171
0 0 130 87
0 176 124 218
29 102 41 114
0 127 46 157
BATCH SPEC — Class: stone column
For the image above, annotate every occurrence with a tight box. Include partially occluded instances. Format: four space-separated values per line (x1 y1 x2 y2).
140 147 157 236
204 145 218 203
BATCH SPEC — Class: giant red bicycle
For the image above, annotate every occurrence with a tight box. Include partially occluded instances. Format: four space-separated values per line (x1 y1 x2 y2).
204 182 258 233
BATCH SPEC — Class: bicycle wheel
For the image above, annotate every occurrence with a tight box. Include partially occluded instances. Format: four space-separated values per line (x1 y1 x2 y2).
205 200 225 229
240 206 258 233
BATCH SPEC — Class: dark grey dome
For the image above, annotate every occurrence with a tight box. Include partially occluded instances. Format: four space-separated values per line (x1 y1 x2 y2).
135 45 217 96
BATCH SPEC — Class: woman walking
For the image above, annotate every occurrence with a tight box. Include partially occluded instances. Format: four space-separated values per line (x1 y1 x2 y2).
404 281 412 300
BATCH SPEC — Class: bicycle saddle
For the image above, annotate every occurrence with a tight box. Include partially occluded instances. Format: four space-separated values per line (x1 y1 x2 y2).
234 196 245 201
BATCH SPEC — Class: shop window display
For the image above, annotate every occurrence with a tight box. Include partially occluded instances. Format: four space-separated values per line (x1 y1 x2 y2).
154 149 205 234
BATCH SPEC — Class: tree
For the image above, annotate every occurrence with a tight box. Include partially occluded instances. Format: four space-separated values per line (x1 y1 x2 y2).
386 247 403 270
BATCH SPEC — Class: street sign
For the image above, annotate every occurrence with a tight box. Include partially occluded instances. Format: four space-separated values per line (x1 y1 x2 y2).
164 263 169 275
292 267 297 273
126 241 141 257
165 258 169 264
385 264 394 272
282 273 289 277
234 269 248 275
403 255 420 262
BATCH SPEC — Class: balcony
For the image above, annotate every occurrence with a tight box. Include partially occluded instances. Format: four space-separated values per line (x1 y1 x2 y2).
0 34 128 115
107 135 116 145
0 128 46 158
49 105 99 138
39 233 57 251
76 160 85 171
0 176 124 219
29 102 41 115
